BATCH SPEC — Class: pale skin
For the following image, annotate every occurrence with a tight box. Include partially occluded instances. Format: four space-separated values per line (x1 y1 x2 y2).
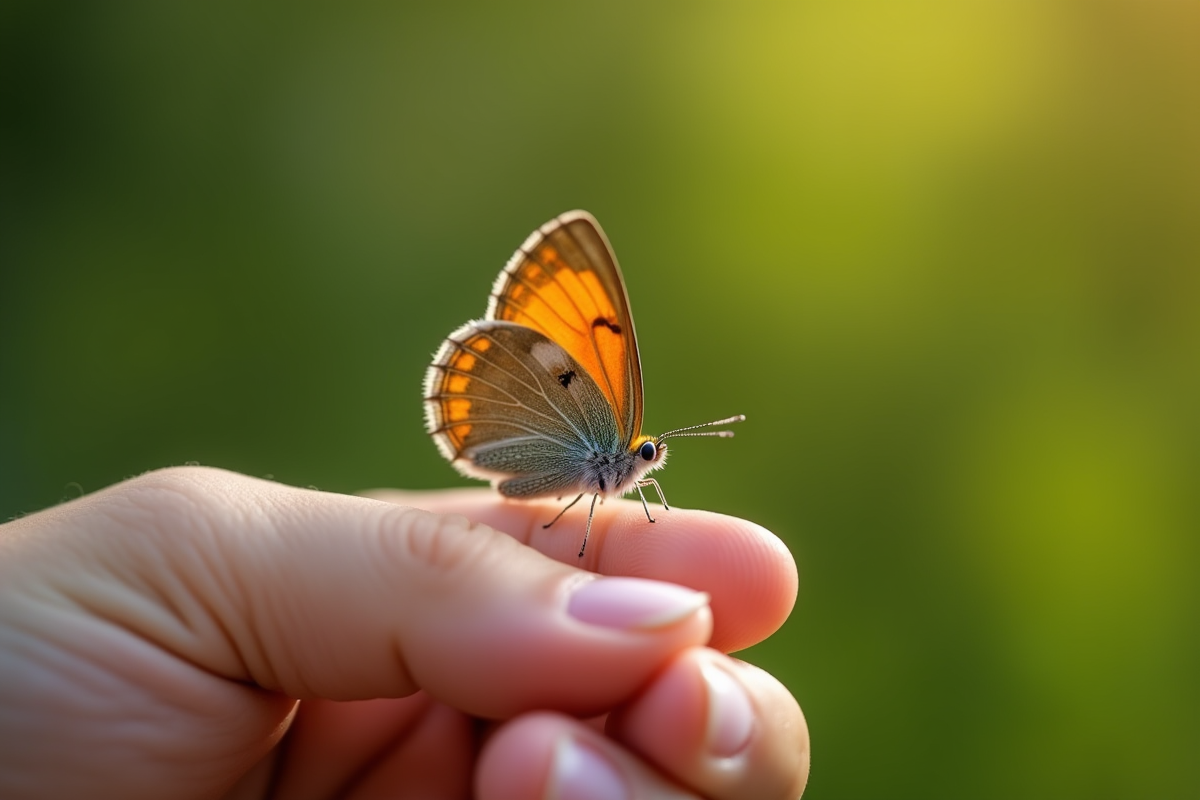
0 467 809 799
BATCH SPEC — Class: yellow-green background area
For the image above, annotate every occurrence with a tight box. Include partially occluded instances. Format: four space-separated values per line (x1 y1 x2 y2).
3 2 1197 797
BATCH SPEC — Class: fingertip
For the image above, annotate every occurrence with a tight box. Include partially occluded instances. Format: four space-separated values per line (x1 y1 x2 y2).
605 650 706 756
476 714 559 800
607 649 811 800
602 508 798 653
478 714 644 800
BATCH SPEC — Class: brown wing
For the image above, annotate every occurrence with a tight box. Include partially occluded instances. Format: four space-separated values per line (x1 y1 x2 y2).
422 319 621 496
486 211 643 445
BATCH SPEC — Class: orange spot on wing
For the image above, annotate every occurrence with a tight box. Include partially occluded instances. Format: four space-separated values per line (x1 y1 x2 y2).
520 262 546 283
539 246 560 268
445 423 472 449
447 398 471 422
468 336 491 352
452 352 477 372
447 374 470 393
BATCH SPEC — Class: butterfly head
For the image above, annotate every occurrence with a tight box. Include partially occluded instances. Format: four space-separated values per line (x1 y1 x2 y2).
632 435 668 466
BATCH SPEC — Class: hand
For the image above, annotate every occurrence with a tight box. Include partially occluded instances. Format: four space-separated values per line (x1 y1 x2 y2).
0 467 809 799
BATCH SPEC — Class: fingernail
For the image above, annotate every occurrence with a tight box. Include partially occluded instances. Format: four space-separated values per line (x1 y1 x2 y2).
546 736 630 800
701 660 754 757
568 577 709 631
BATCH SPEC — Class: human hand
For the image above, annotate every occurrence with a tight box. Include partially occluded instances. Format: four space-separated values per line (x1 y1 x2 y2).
0 467 809 799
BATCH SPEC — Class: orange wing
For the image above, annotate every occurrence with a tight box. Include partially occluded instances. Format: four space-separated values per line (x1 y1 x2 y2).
486 211 644 445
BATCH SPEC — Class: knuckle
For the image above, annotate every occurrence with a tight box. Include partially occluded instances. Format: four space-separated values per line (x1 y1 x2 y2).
103 466 232 536
80 467 260 564
114 465 227 510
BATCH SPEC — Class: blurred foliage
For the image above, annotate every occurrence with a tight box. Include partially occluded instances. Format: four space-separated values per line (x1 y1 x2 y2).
2 1 1198 797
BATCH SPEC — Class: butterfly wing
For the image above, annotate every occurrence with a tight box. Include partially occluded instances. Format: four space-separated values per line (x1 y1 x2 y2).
486 211 644 447
423 319 623 498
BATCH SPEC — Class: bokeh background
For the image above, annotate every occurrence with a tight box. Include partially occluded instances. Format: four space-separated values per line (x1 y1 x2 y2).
3 2 1198 797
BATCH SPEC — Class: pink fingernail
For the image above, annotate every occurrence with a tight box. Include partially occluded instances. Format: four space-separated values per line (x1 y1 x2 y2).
701 660 754 757
547 736 630 800
567 577 709 631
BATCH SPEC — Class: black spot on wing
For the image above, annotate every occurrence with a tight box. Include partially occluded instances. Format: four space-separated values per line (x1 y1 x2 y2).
592 317 622 335
557 369 576 389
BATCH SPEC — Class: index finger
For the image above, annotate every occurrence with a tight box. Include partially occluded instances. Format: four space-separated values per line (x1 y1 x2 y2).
364 489 796 653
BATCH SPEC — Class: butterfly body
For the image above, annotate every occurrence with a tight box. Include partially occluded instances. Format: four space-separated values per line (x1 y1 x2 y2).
424 211 740 556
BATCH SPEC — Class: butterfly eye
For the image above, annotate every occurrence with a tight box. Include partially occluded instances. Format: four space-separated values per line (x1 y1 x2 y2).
639 441 657 461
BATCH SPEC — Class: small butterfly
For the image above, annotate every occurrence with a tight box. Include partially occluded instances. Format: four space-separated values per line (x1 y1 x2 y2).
424 211 743 557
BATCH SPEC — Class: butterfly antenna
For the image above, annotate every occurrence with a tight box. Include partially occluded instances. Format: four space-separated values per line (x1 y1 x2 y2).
658 414 745 440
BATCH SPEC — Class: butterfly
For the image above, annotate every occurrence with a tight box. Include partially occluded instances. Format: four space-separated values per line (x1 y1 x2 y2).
423 211 743 557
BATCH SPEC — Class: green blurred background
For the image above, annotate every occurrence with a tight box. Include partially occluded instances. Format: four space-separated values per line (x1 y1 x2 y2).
3 1 1197 797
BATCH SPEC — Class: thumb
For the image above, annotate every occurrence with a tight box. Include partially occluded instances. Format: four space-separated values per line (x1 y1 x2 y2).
11 466 711 720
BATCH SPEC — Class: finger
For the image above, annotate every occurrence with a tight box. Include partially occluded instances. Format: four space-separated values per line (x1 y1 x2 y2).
606 648 810 800
477 711 701 800
3 467 711 721
366 488 796 653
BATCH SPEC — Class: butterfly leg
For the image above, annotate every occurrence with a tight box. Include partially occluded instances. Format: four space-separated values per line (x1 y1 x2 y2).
578 494 600 558
636 478 670 512
543 492 585 530
633 483 657 523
